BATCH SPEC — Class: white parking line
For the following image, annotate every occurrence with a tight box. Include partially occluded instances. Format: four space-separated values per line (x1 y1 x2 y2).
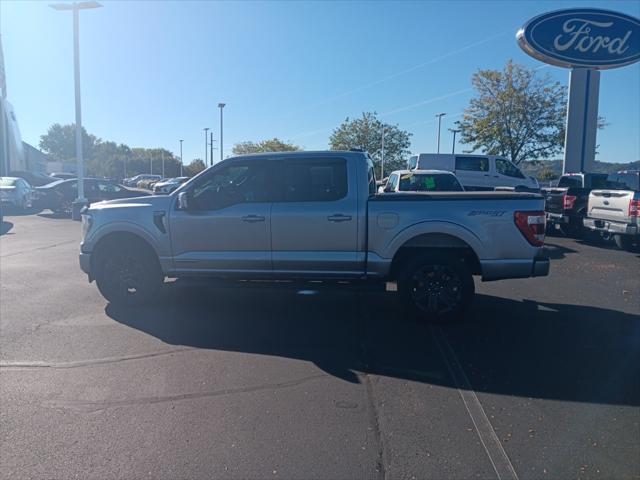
431 325 519 480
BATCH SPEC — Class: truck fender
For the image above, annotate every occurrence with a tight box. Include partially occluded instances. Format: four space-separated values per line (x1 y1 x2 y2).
86 221 162 258
382 221 484 261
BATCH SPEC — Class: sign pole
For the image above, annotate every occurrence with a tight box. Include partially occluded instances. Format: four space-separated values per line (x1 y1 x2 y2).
563 68 600 173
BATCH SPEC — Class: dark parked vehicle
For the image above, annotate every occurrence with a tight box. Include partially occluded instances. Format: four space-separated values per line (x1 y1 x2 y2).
9 170 59 187
34 178 150 213
49 172 76 180
544 172 609 236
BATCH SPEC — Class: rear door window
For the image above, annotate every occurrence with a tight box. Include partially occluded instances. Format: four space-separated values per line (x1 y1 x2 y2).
283 159 348 202
558 176 582 188
455 156 489 172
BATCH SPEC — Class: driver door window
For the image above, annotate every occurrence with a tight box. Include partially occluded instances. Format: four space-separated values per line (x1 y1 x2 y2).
191 164 270 210
495 159 525 179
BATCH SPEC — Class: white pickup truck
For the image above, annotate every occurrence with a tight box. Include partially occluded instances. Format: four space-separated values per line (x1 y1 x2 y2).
79 150 549 322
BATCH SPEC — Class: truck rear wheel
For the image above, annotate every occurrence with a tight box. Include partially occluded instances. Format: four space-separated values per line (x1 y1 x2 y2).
95 241 163 306
397 252 475 323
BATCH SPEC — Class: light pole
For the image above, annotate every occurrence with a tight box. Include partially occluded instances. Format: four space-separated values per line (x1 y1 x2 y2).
210 131 216 166
435 112 446 154
179 139 184 176
161 151 165 178
203 127 209 166
380 126 385 179
218 103 225 162
449 128 461 154
50 1 102 220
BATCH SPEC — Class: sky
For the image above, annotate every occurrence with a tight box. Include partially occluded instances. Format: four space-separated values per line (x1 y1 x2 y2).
2 0 639 166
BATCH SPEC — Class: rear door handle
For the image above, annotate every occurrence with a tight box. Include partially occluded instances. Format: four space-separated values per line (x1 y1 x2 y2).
241 215 266 223
327 214 352 222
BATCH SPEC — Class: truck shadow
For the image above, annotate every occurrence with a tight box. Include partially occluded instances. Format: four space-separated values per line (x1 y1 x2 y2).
105 282 640 407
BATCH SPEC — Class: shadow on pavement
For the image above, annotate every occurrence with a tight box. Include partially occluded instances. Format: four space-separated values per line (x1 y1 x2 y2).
542 242 578 260
106 281 640 407
37 211 71 220
0 221 13 235
1 206 44 217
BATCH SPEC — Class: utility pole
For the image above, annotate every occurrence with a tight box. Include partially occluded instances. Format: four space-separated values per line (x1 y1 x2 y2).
380 126 385 179
50 1 103 220
203 127 209 166
449 128 461 154
218 103 225 162
161 151 165 178
435 112 446 154
179 139 184 176
210 131 214 166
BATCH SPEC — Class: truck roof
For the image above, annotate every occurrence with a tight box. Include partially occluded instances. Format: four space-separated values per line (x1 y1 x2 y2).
228 150 366 161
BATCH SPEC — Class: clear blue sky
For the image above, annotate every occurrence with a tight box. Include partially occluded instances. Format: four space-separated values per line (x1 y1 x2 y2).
2 0 639 165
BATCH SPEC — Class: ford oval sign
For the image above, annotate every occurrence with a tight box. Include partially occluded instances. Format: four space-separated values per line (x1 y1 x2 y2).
517 8 640 69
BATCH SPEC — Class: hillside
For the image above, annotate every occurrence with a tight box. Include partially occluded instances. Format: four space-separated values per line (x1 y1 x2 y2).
520 159 640 180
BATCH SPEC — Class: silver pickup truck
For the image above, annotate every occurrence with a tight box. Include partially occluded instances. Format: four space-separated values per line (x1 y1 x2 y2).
79 150 549 321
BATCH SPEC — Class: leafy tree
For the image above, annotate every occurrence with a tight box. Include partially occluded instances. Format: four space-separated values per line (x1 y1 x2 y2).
458 61 570 165
186 159 206 176
232 138 301 155
329 112 412 175
39 123 99 162
538 168 559 182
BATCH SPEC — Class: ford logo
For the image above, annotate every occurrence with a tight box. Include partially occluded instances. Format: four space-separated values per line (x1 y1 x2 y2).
517 8 640 69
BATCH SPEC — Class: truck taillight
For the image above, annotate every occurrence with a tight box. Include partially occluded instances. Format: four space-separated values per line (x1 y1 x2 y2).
563 194 577 210
630 199 640 217
515 211 546 247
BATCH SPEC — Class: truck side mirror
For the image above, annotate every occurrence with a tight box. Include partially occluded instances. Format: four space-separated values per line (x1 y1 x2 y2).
177 191 190 210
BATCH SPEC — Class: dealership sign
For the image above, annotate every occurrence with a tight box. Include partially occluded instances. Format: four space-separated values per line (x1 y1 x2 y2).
517 8 640 69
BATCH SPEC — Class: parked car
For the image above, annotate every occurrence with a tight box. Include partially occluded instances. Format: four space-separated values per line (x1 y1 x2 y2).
9 170 58 187
407 153 539 192
137 176 163 189
584 170 640 251
35 178 151 213
0 177 33 210
544 172 609 236
49 172 76 180
123 174 161 187
381 170 464 193
153 177 190 194
79 150 549 322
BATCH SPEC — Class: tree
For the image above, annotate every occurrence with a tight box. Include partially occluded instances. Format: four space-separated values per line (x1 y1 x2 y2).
538 168 559 182
185 159 206 176
329 112 412 175
458 60 570 165
232 138 301 155
39 123 99 162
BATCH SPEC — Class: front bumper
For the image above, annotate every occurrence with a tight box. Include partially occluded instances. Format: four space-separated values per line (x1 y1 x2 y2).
583 218 638 236
79 252 92 277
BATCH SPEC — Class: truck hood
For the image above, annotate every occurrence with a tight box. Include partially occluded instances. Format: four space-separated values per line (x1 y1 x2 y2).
88 194 172 212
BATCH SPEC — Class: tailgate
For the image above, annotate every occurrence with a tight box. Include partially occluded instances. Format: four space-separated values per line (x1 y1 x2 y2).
544 188 567 213
589 190 633 223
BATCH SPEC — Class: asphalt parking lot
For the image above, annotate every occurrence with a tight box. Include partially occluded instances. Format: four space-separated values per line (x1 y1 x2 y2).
1 213 638 480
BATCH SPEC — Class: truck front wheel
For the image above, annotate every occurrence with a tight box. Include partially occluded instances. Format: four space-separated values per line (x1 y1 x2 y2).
95 241 163 306
398 252 475 323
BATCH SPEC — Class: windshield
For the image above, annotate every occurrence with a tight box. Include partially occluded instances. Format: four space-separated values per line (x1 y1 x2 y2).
398 173 463 192
0 178 18 186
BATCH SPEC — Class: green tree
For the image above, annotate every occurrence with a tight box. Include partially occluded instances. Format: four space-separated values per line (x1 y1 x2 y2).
39 123 99 162
232 138 301 155
186 159 206 176
458 60 568 165
329 112 412 175
538 168 559 182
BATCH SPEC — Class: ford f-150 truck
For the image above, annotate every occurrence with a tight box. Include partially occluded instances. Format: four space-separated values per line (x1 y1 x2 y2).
79 150 549 322
544 172 609 237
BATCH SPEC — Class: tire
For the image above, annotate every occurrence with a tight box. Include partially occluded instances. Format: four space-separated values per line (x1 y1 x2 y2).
614 234 640 253
94 241 163 306
397 252 475 323
560 223 584 238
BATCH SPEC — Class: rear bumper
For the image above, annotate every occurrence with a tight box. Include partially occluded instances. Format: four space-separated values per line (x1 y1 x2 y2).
583 218 638 236
481 254 549 281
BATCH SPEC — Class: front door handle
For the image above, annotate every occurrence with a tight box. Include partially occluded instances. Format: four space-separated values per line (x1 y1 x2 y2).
327 214 352 222
241 215 266 223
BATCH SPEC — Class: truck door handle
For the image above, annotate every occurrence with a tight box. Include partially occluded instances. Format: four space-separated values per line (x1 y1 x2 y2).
327 214 352 222
241 215 265 223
